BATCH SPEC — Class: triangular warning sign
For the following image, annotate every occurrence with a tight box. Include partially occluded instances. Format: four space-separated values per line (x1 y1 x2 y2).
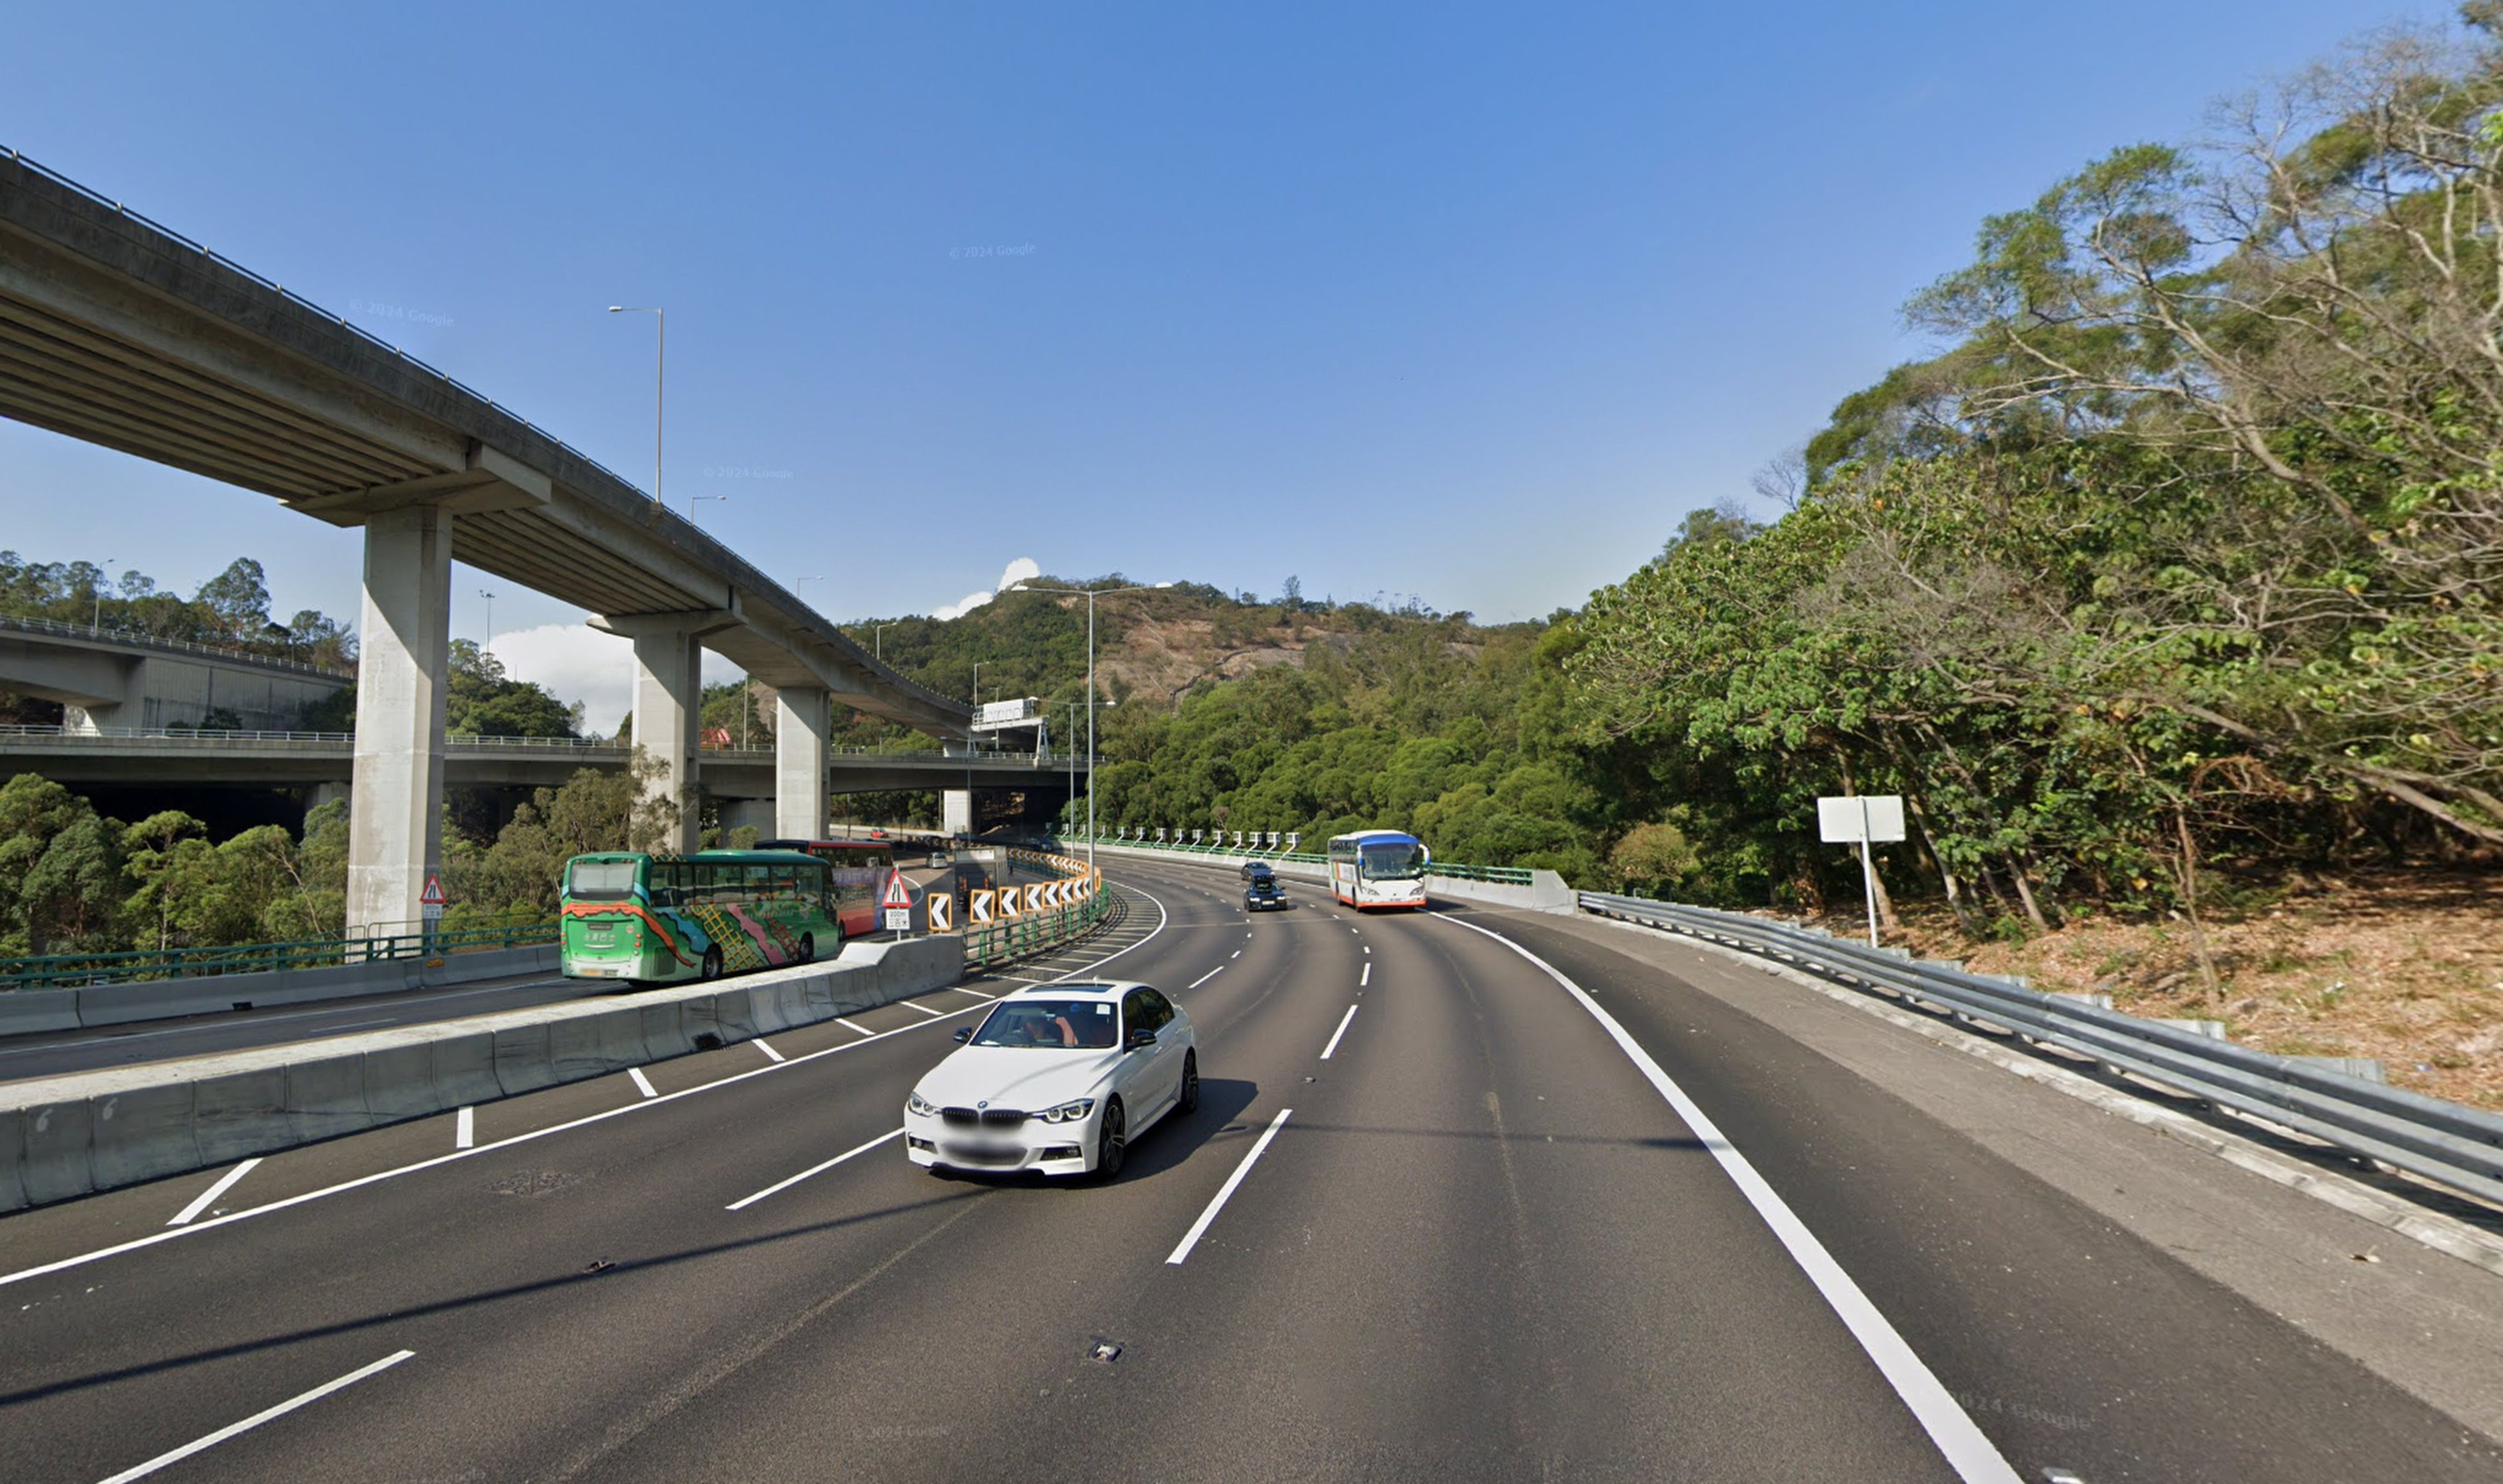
881 870 912 909
420 873 446 906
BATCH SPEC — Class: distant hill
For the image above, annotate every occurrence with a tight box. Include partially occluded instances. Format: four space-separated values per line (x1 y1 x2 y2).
830 579 1515 733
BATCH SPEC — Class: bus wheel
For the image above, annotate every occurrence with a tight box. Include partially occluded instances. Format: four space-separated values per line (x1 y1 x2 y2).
700 946 724 980
798 933 816 964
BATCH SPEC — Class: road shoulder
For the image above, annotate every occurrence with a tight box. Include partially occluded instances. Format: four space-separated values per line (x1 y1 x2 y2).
1465 903 2503 1450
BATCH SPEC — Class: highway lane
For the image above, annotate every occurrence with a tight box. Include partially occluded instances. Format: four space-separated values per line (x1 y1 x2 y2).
1 858 2496 1480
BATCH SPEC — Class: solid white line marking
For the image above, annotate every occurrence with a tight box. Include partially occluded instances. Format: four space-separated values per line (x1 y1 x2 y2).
726 1128 905 1211
836 1017 874 1036
2 991 1007 1293
1187 964 1225 990
1360 962 1371 988
454 1106 474 1150
898 1001 945 1018
948 987 995 1000
754 1038 786 1063
627 1068 658 1098
1049 881 1171 982
95 1349 416 1484
167 1159 260 1227
1167 1107 1293 1265
1319 1004 1359 1061
1440 917 2023 1484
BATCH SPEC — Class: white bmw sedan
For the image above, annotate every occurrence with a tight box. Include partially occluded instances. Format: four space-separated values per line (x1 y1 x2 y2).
904 980 1198 1180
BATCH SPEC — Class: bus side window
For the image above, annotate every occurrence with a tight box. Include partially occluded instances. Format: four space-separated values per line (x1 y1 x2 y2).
695 863 717 903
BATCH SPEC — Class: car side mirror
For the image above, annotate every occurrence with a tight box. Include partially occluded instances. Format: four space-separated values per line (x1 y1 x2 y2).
1127 1027 1157 1051
952 1026 973 1044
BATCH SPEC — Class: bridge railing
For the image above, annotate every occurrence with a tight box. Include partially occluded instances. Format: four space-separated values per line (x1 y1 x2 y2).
0 914 558 990
0 725 1088 765
1579 890 2503 1212
0 611 352 680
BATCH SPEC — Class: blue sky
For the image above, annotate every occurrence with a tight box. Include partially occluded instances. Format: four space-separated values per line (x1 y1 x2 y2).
0 1 2444 718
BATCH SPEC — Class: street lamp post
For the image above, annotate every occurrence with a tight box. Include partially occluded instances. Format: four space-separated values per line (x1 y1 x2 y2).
606 306 664 505
872 622 896 661
1004 579 1171 870
690 493 728 523
477 589 495 650
93 557 115 629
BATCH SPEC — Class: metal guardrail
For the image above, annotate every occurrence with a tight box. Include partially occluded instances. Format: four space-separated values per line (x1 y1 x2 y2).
956 849 1112 971
1060 831 1534 884
0 726 1081 766
0 611 353 680
0 916 558 990
1579 890 2503 1210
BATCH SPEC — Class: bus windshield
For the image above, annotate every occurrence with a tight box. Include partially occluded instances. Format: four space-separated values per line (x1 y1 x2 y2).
1360 842 1428 880
566 859 641 901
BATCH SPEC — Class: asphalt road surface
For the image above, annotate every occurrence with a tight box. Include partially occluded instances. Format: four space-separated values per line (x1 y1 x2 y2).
1 857 2495 1482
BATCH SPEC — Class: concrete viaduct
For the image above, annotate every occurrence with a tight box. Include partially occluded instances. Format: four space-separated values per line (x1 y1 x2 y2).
0 150 978 930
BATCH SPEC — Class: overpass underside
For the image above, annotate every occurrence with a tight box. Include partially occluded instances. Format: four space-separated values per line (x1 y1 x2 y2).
0 152 978 930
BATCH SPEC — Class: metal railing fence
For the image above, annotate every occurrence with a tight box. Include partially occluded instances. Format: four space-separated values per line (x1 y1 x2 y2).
1058 830 1535 884
0 611 354 680
0 914 558 990
1579 890 2503 1211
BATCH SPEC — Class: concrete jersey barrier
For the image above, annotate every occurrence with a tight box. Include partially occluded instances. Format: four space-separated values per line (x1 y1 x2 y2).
0 935 961 1214
0 945 566 1039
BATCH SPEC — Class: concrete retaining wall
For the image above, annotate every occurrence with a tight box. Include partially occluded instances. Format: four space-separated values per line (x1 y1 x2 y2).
0 935 961 1214
0 945 563 1038
1074 840 1575 913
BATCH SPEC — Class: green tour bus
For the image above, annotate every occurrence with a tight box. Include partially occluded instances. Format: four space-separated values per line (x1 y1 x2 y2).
561 850 842 983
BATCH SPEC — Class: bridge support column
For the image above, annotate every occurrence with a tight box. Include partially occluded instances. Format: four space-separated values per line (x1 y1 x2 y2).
347 507 449 935
632 629 703 853
775 685 829 840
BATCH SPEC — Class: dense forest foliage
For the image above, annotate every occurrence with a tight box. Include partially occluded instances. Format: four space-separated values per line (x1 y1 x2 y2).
1573 12 2503 936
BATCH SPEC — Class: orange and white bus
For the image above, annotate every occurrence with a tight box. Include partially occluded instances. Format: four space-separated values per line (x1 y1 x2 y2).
1327 830 1429 910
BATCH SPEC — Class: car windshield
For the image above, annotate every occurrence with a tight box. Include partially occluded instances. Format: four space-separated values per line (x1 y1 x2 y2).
971 999 1119 1049
566 860 640 901
1360 842 1428 880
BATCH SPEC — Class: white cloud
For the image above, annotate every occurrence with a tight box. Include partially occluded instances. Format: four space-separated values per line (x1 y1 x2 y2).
490 625 633 735
929 556 1041 621
488 628 752 738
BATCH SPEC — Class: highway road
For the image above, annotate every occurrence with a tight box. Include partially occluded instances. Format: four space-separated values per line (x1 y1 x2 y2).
2 856 2497 1482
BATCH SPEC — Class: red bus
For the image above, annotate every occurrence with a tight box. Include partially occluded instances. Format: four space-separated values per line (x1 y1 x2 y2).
758 839 897 939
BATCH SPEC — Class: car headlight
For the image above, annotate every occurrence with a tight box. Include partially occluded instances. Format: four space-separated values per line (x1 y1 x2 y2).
1037 1097 1096 1124
906 1091 940 1117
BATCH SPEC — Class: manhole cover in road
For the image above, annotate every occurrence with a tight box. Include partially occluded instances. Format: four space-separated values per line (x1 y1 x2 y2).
487 1170 578 1198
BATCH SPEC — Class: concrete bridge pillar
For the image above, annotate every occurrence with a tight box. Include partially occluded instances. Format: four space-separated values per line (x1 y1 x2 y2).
775 685 830 840
346 506 450 935
632 628 704 853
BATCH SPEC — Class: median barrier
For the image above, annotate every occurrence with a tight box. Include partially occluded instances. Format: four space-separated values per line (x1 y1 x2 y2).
0 990 81 1037
0 930 967 1214
21 1100 94 1205
90 1081 201 1191
50 943 564 1034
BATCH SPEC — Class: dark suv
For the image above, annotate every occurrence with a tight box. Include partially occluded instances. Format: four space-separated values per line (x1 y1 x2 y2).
1239 860 1275 883
1245 875 1288 912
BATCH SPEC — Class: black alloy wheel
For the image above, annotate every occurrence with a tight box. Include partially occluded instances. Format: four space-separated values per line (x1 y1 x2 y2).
1178 1051 1200 1114
1096 1099 1127 1181
700 946 724 980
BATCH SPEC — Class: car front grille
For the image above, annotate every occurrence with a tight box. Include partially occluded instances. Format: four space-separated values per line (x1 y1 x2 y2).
941 1107 1030 1128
